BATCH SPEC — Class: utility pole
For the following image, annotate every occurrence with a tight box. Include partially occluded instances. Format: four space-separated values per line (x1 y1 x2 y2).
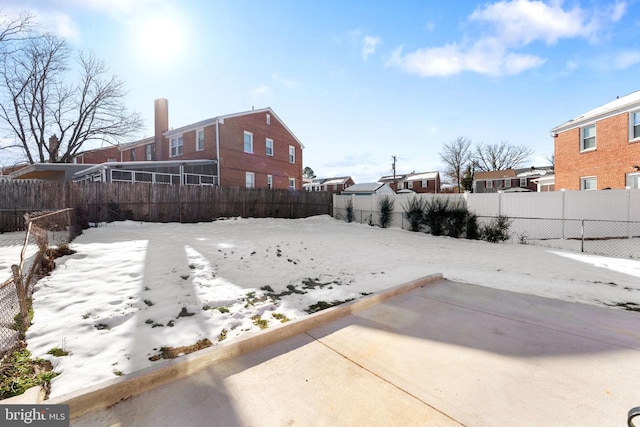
391 155 397 190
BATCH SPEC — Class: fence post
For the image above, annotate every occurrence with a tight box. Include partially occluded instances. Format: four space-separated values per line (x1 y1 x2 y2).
562 189 566 239
581 218 585 253
11 264 29 337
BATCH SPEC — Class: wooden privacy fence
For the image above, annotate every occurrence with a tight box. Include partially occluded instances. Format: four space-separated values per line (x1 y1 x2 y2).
0 181 333 231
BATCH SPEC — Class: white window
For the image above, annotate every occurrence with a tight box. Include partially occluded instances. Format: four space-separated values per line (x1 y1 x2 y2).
397 181 404 189
486 180 493 189
630 111 640 141
266 138 274 156
504 179 511 188
288 178 295 190
196 129 205 151
244 131 253 153
627 172 640 189
421 179 427 187
581 124 596 151
581 176 597 191
520 178 527 187
130 149 136 161
267 174 273 189
145 144 153 160
170 136 183 157
288 145 295 163
266 113 271 125
407 181 413 189
246 172 255 188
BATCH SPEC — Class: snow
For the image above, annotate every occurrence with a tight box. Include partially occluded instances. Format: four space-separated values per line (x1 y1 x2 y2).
1 215 640 399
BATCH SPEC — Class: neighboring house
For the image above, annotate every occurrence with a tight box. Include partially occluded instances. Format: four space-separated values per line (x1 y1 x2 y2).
9 99 304 189
341 182 394 196
551 90 640 190
473 166 554 193
303 176 355 194
378 171 441 193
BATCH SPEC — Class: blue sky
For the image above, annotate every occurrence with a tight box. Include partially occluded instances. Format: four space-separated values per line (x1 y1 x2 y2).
3 0 640 182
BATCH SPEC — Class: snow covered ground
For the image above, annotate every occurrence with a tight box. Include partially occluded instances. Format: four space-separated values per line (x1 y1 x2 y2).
1 215 639 399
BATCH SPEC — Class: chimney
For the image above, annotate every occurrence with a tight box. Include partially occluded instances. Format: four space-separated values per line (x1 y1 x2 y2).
49 134 59 162
154 98 169 160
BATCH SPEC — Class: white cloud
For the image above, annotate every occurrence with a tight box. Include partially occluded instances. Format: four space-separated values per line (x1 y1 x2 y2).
248 85 273 106
469 0 597 45
272 73 300 89
613 50 640 69
361 35 381 60
389 0 624 78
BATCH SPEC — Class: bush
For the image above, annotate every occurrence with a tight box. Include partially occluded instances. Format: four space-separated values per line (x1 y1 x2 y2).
377 195 395 228
345 198 354 223
481 215 512 243
465 213 480 240
402 197 426 232
423 198 449 236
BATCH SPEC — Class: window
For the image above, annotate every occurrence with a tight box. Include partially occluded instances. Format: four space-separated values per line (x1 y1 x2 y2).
630 111 640 141
407 181 413 189
266 113 271 125
520 178 527 187
581 176 597 191
288 178 295 190
267 175 273 189
170 136 183 157
196 129 205 151
486 180 493 189
421 179 427 188
246 172 255 188
581 124 596 151
397 181 404 189
130 149 136 161
266 138 274 156
627 172 640 189
504 179 511 188
244 131 253 153
145 144 154 161
288 145 295 163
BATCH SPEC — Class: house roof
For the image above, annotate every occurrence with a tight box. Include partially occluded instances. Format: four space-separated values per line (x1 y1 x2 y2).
163 107 305 149
514 166 554 178
342 182 391 194
378 171 438 182
378 174 407 182
551 90 640 134
474 170 517 180
321 176 352 186
404 171 439 181
73 160 217 177
10 163 98 181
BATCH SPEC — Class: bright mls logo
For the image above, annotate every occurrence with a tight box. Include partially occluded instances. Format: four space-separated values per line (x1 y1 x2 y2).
1 405 69 426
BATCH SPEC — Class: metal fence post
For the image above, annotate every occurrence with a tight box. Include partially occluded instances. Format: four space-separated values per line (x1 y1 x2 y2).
11 264 29 337
581 218 585 253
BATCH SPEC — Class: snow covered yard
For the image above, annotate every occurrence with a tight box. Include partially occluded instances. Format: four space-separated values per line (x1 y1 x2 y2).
3 215 639 399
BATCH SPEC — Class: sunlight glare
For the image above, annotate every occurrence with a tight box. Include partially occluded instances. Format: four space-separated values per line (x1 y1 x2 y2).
135 14 186 62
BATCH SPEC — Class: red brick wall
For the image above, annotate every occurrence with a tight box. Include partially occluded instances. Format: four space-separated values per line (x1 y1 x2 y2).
162 110 302 190
218 112 302 189
75 146 122 164
555 113 640 190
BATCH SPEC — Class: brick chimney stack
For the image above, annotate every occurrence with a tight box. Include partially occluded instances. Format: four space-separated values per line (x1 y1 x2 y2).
154 98 169 160
49 134 59 162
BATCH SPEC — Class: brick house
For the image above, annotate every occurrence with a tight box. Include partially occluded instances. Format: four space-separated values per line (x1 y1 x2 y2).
304 176 355 194
551 90 640 190
118 99 304 189
8 99 304 188
378 171 441 193
473 166 554 193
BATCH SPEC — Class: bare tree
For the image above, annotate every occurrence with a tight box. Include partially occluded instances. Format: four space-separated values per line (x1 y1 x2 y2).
0 10 33 46
473 142 533 171
0 21 143 163
439 136 472 191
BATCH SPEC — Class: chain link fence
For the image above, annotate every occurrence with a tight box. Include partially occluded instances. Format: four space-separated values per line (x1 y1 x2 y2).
497 216 640 259
0 209 80 358
333 207 640 259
